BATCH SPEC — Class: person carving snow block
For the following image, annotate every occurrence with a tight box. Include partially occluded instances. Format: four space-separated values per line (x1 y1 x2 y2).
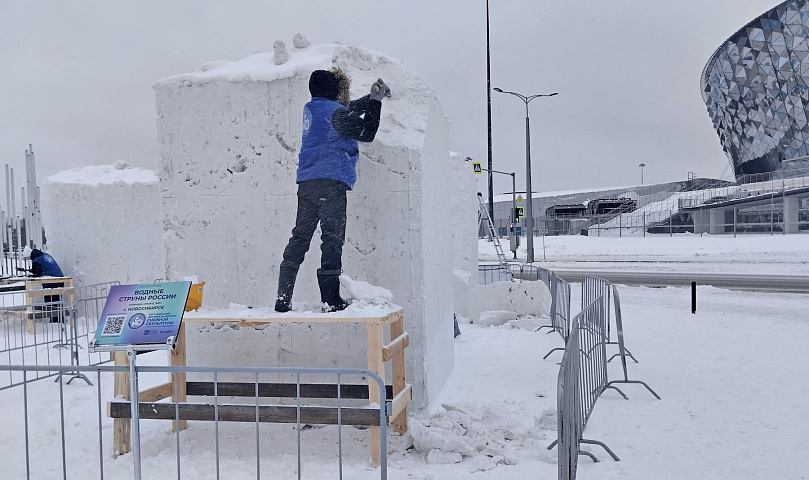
275 68 391 313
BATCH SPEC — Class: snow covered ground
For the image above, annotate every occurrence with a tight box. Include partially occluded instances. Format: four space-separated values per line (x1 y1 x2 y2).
2 234 808 479
480 233 809 275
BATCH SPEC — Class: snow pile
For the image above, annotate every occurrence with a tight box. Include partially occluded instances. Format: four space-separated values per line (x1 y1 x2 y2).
408 402 553 469
46 162 158 186
42 164 163 287
339 274 394 304
472 281 551 323
155 40 454 409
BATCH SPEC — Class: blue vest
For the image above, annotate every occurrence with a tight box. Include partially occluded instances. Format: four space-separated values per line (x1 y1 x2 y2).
296 98 359 189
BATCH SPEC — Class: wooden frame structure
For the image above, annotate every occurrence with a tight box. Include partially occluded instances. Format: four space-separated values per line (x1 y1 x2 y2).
109 308 410 465
24 276 74 334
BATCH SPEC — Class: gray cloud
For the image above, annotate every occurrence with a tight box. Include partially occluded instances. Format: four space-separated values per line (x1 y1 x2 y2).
0 0 775 202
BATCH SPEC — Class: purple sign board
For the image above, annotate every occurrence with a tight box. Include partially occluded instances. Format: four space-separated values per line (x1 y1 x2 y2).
90 281 191 351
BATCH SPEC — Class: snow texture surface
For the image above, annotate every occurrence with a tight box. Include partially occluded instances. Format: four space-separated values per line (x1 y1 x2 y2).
155 41 455 409
42 164 163 287
449 152 479 320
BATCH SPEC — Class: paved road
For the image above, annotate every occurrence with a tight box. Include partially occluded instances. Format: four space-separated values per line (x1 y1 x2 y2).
514 268 809 292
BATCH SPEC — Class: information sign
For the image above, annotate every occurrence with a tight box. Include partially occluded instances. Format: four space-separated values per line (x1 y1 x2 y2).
472 162 482 174
89 281 191 352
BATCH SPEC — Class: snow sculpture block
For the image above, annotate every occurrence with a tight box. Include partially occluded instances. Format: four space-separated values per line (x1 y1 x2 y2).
41 164 163 287
449 152 479 321
154 44 454 409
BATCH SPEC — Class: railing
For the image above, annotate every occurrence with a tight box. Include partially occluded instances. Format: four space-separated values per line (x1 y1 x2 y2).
549 296 624 471
536 273 571 340
0 363 390 480
0 280 120 390
478 263 512 285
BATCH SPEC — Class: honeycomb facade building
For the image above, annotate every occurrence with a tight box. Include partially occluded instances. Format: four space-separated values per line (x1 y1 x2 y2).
703 0 809 181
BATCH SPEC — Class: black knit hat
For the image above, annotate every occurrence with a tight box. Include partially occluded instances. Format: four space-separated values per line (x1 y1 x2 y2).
309 70 339 100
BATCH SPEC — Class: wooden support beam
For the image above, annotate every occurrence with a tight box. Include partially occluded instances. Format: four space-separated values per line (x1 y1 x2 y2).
389 385 412 425
389 311 409 435
138 383 173 403
382 332 409 362
185 381 394 400
366 322 385 466
108 401 382 426
171 324 187 432
112 351 131 457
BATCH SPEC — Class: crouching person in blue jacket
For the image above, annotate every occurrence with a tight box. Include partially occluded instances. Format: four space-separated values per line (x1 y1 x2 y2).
275 69 390 313
24 246 66 321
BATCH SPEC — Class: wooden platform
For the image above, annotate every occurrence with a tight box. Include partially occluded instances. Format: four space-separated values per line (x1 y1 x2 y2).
110 308 411 466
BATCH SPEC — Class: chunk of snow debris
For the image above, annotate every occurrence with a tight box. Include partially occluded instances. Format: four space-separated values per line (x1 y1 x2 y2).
477 310 516 326
427 450 463 464
409 418 476 456
113 160 130 170
293 33 310 49
535 408 557 431
273 40 289 65
441 402 484 421
339 274 394 304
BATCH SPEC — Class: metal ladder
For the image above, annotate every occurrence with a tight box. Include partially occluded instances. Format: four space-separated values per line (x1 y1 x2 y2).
478 193 508 267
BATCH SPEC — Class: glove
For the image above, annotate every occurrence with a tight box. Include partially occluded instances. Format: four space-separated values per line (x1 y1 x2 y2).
370 78 391 101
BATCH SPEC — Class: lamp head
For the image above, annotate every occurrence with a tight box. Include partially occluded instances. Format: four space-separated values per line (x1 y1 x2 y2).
493 87 503 92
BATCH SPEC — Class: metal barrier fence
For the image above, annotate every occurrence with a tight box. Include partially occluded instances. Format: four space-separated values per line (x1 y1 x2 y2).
0 363 389 480
537 273 571 339
556 319 580 480
478 263 512 285
0 286 73 390
582 275 640 362
509 264 553 289
605 286 659 399
71 281 120 368
0 281 120 390
549 296 625 472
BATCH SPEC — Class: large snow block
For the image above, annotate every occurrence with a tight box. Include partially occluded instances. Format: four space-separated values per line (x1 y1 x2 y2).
41 163 163 288
154 43 454 409
449 152 479 320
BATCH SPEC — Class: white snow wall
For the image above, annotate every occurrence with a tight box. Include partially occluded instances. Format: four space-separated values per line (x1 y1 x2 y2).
449 153 479 320
41 167 163 288
154 45 454 409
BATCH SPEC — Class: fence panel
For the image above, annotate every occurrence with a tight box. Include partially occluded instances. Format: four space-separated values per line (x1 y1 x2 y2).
0 285 73 390
478 264 512 285
0 364 389 480
557 321 581 480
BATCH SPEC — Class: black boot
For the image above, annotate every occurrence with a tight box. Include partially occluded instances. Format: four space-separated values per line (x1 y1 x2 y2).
275 263 299 313
317 273 348 312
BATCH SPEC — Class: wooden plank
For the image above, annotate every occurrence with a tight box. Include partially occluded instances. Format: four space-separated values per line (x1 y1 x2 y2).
366 322 385 466
186 381 394 400
389 311 408 435
171 324 187 432
388 385 412 425
23 287 76 297
183 309 403 326
139 383 173 403
108 401 382 426
113 351 131 457
382 332 409 362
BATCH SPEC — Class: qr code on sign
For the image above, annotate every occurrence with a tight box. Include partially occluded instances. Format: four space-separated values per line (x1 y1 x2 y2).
101 315 126 336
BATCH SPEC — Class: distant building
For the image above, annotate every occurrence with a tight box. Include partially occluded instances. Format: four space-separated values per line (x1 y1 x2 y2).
702 0 809 181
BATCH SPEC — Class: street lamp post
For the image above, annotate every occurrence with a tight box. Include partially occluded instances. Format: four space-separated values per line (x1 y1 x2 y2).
486 0 494 223
493 87 558 263
639 163 646 185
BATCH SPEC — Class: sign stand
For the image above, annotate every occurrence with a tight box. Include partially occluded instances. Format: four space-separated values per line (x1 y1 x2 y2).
89 281 191 480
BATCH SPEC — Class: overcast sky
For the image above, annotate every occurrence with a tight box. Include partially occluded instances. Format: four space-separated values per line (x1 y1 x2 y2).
0 0 777 201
